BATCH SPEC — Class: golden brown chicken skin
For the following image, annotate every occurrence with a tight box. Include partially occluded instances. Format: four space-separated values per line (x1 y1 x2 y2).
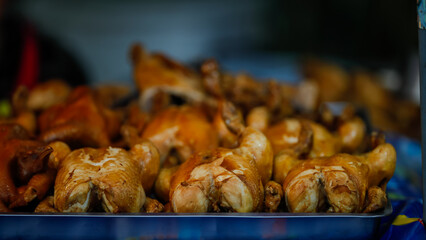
170 148 264 213
264 180 284 212
283 143 396 213
169 122 273 213
154 165 179 203
54 141 160 213
38 86 121 148
142 105 218 163
265 118 313 156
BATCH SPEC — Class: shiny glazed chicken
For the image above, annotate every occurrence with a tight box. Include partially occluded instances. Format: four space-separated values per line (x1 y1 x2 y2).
142 105 218 163
169 102 273 212
54 141 160 213
169 140 266 212
38 86 121 148
283 144 396 213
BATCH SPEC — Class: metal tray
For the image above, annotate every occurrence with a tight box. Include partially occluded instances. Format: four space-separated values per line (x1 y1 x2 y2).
0 201 392 240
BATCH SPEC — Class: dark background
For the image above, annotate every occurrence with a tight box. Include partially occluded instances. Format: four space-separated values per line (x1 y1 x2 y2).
0 0 419 97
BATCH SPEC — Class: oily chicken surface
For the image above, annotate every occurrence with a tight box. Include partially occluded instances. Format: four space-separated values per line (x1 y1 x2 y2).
142 105 218 163
39 86 121 148
283 144 396 213
54 141 160 213
170 118 273 212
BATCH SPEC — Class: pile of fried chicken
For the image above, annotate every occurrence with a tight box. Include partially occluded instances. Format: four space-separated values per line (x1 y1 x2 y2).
0 44 397 214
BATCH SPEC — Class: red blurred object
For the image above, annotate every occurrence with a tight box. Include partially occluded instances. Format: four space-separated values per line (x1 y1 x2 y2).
15 24 39 91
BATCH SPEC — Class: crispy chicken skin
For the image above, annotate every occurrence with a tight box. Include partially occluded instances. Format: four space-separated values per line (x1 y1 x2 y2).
39 86 121 148
142 105 218 163
54 141 160 213
170 121 272 212
283 144 396 213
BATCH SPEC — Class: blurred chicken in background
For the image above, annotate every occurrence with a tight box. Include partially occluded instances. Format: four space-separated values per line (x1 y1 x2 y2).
0 0 86 117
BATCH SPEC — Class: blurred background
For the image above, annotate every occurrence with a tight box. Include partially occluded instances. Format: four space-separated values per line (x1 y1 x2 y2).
0 0 419 100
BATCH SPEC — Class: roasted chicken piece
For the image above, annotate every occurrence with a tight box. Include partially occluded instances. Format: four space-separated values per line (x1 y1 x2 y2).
35 196 58 213
363 186 388 213
170 102 273 213
264 181 284 212
154 165 179 203
121 125 161 193
220 101 273 184
283 143 396 213
143 197 165 213
223 73 268 113
246 106 270 133
38 86 121 148
265 118 313 156
303 58 350 103
212 100 240 148
125 103 150 135
0 86 37 135
170 148 264 213
54 141 160 213
319 104 367 154
131 44 206 112
26 79 71 111
141 105 218 163
307 120 341 158
4 80 71 135
338 116 366 153
93 84 131 108
201 59 293 117
273 151 302 185
0 124 58 211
